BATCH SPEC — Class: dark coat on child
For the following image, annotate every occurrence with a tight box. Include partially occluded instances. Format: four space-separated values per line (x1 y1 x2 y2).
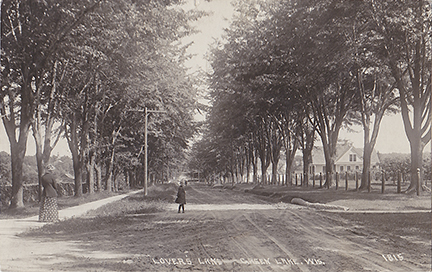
176 185 186 204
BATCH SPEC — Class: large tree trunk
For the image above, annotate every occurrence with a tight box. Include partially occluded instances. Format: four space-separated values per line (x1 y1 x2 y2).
252 152 258 184
33 125 44 202
323 152 334 188
105 128 121 191
406 133 425 192
4 113 31 209
271 159 279 185
66 115 83 197
321 135 338 188
87 153 95 194
3 78 33 209
246 157 251 184
257 142 270 185
95 162 102 191
283 128 299 186
359 111 385 190
360 143 372 190
285 153 293 186
105 158 113 192
301 124 315 186
359 113 374 190
72 153 83 197
260 157 269 185
270 143 281 185
9 142 28 209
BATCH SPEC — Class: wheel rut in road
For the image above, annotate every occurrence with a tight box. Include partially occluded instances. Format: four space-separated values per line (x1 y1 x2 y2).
167 184 428 272
3 184 428 272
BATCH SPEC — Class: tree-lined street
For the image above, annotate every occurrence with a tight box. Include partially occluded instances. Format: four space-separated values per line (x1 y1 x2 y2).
1 1 431 271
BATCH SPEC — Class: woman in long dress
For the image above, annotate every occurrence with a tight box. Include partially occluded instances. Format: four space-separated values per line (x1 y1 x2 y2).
39 164 59 222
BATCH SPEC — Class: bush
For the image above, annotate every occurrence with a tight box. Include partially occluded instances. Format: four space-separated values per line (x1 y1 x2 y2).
379 152 432 182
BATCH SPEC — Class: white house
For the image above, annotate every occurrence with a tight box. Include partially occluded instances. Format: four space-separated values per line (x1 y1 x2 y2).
309 144 380 175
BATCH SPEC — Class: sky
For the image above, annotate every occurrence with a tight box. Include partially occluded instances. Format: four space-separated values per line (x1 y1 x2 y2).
0 0 429 157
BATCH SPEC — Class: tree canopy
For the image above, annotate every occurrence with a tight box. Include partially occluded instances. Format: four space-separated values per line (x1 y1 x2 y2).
191 0 431 194
1 0 203 207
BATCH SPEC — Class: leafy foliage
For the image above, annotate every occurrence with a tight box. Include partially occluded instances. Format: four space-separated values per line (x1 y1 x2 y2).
2 0 203 204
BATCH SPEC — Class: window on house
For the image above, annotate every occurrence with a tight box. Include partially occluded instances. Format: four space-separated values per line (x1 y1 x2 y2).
356 165 359 170
340 166 344 172
347 166 351 171
349 154 357 162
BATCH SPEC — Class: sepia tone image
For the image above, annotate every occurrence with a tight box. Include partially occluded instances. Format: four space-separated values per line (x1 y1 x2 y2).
1 0 431 271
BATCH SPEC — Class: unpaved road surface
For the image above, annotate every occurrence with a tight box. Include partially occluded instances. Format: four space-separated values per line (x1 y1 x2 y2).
1 184 430 271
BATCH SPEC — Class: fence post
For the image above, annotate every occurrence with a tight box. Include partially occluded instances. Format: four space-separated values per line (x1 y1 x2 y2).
381 170 385 194
416 168 420 196
397 171 401 193
345 171 348 191
355 171 359 191
305 172 308 187
313 170 315 187
290 172 294 186
320 172 323 188
336 172 339 190
327 173 330 189
368 171 371 193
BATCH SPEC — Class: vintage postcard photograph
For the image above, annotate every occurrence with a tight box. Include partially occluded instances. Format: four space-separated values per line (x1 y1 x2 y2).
1 0 431 271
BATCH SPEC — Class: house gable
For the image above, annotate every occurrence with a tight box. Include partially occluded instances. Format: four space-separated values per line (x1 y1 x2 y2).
336 146 362 164
311 144 380 174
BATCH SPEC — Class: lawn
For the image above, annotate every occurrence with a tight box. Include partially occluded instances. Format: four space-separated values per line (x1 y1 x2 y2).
0 189 137 219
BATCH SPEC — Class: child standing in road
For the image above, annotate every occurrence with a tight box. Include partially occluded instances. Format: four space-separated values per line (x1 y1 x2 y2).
176 181 186 213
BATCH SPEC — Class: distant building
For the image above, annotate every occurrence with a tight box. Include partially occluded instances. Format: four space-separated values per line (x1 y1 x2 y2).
309 144 380 174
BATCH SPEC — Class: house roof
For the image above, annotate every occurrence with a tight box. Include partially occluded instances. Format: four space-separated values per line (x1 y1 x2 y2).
352 147 380 164
311 144 380 165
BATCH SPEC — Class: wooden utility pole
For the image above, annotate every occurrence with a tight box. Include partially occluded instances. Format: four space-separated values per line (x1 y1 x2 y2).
128 107 166 196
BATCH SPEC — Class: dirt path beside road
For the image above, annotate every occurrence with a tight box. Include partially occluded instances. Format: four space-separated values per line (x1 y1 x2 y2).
1 184 430 272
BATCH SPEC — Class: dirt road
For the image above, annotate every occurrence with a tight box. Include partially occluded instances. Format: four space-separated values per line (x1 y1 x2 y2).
1 183 430 271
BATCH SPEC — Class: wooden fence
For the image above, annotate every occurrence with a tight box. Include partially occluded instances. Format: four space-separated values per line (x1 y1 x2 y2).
246 169 429 195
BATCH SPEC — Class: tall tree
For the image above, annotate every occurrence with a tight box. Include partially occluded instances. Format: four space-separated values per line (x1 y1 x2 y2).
369 0 431 193
1 0 101 208
260 0 361 187
32 60 64 200
355 66 399 189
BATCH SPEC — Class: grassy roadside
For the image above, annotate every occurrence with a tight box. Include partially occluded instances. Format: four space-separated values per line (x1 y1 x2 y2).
22 184 177 236
0 189 139 220
231 183 431 211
